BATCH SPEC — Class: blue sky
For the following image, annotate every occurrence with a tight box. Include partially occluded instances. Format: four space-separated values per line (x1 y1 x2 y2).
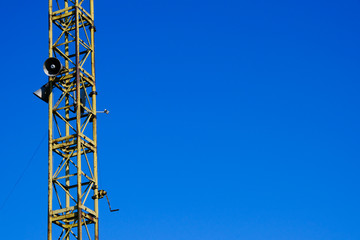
0 0 359 239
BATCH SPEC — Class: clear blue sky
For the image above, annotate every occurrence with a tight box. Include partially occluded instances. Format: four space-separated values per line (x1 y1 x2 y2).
0 0 359 239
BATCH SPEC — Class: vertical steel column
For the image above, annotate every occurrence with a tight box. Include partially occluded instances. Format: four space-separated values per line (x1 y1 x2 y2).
75 0 80 100
90 1 99 239
64 3 71 238
75 2 83 240
48 0 53 240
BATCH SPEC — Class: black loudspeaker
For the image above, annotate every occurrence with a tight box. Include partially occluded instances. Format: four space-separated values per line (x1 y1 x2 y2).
33 82 51 103
43 57 63 76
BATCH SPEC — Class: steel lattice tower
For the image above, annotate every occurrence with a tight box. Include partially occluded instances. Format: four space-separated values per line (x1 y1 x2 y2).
47 0 99 239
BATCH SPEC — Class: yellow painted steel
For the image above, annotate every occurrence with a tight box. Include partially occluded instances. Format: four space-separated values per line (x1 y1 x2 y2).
47 0 98 240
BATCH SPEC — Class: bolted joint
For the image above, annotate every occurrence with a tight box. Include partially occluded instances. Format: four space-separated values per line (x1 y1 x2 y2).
89 25 97 32
89 91 98 97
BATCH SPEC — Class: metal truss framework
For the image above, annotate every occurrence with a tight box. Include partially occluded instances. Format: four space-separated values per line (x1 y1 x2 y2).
47 0 99 240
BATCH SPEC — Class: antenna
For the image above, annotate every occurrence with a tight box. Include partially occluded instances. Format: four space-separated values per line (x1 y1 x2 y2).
106 194 120 212
97 109 110 114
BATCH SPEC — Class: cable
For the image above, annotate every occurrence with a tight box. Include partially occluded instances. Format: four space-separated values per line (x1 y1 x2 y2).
0 132 47 212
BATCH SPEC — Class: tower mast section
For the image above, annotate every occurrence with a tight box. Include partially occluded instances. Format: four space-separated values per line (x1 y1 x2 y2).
47 0 99 240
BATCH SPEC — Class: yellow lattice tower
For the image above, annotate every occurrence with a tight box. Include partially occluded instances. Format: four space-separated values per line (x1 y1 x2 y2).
45 0 99 239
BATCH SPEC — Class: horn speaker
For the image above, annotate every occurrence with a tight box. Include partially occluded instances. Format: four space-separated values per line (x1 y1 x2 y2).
33 82 51 103
43 57 63 76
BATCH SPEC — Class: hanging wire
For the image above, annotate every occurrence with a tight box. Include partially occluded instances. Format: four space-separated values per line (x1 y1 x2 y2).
0 132 47 212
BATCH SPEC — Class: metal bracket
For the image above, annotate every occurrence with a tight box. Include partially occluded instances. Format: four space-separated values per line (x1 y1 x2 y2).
105 194 119 212
92 189 107 200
